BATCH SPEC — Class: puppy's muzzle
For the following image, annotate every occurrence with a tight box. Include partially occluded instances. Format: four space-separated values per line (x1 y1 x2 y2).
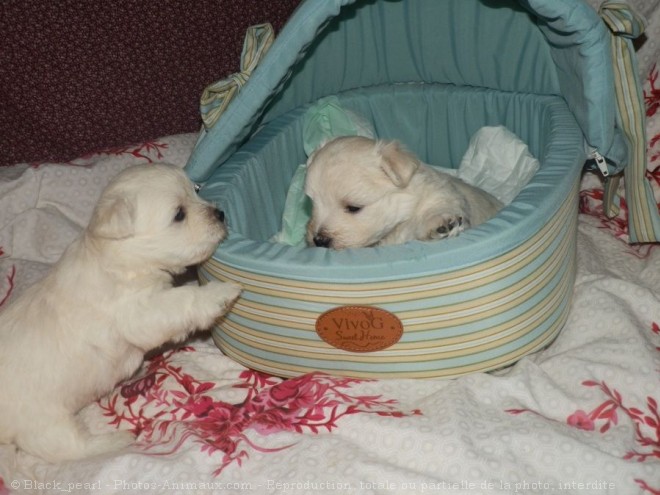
313 233 332 248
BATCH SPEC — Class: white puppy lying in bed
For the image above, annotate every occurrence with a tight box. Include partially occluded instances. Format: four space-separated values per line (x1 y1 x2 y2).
305 136 503 249
0 164 241 462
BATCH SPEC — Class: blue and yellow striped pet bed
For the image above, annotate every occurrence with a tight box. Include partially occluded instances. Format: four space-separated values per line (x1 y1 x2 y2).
185 0 639 378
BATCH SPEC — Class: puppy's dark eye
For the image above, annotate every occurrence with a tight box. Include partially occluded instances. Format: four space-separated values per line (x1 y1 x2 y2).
345 205 362 214
174 206 186 222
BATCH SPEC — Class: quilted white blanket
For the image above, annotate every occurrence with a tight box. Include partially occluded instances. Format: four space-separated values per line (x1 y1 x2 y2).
2 9 660 495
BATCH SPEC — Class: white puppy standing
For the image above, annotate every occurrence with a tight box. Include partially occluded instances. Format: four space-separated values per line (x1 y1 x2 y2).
305 136 503 249
0 163 241 462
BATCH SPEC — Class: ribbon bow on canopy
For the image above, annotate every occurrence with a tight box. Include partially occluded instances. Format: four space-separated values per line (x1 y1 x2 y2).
199 23 275 131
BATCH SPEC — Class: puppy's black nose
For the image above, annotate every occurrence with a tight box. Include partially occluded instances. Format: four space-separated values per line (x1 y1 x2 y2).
313 234 332 248
214 208 225 223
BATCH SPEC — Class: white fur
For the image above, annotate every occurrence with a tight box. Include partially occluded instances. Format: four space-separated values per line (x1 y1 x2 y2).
0 163 241 462
305 136 504 249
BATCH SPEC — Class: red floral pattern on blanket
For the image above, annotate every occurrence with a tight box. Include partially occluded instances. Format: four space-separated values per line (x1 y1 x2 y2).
77 140 169 164
29 140 170 168
507 322 660 494
567 380 660 463
98 347 422 475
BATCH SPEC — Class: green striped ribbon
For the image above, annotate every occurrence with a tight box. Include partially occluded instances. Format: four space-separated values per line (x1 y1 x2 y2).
600 2 660 243
199 23 275 131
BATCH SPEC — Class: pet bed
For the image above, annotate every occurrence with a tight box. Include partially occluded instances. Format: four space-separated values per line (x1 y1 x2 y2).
185 0 634 379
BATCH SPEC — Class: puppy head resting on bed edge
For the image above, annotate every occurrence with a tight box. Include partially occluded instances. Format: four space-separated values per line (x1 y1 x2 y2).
304 136 503 250
0 163 242 462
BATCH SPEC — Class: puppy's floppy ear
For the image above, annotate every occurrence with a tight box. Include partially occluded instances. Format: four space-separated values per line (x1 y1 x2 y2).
87 196 135 240
377 140 420 187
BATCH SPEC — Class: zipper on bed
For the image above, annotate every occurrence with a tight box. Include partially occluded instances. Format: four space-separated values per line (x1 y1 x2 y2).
589 149 610 177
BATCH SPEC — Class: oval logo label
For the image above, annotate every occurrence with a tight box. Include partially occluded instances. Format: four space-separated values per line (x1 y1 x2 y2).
316 306 403 353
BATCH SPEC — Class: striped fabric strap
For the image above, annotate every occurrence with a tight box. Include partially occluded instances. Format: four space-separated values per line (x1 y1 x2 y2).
199 23 275 131
600 2 660 243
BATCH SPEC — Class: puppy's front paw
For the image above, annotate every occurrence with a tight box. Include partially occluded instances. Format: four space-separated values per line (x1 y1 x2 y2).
198 281 242 321
210 281 242 309
430 214 467 240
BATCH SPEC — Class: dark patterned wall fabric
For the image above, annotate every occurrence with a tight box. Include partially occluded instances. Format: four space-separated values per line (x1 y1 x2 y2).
0 0 300 166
